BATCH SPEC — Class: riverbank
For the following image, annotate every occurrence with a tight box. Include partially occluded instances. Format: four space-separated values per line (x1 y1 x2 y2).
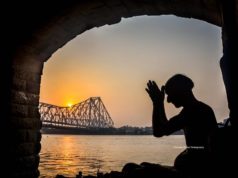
41 127 183 135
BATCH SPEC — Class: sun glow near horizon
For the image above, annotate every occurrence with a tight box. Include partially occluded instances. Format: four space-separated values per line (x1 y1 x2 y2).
67 102 73 108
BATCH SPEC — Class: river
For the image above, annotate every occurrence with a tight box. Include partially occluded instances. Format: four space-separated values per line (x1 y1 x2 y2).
39 135 186 177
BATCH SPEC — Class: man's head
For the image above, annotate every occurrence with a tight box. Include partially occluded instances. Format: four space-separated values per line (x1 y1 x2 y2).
164 74 194 107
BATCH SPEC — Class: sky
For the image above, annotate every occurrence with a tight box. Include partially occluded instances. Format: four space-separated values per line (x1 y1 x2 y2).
40 15 229 127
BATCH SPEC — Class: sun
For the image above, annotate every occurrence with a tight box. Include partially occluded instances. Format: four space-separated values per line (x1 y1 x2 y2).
67 102 73 108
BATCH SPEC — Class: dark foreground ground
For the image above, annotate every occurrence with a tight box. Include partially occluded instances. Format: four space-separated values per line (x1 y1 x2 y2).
55 164 182 178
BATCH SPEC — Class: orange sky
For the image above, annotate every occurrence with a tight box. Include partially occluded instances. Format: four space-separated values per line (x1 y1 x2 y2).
40 15 229 127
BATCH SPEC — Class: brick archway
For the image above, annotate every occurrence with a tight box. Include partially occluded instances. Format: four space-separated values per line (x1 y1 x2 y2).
1 0 237 177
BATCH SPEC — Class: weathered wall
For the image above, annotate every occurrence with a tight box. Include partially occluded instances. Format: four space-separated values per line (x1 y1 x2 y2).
0 0 236 177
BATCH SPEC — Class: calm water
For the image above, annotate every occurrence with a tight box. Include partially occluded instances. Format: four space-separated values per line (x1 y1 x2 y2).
39 135 186 177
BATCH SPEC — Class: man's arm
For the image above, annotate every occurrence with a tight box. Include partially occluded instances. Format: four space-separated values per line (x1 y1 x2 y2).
152 102 168 137
146 80 168 137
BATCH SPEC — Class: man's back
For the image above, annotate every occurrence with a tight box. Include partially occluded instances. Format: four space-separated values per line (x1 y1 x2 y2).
181 101 217 148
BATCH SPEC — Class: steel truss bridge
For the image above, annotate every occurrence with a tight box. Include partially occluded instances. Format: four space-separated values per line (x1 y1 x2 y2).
39 97 114 129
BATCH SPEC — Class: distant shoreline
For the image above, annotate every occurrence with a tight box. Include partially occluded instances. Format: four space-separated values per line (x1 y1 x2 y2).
41 127 183 135
41 127 152 135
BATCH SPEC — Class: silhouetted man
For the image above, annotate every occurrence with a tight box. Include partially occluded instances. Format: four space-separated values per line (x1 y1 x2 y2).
145 74 217 177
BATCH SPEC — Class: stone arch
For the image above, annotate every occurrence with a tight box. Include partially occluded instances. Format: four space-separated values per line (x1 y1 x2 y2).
2 0 237 177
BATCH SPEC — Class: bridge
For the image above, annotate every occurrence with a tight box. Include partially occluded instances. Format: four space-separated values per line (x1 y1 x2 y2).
39 97 114 129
